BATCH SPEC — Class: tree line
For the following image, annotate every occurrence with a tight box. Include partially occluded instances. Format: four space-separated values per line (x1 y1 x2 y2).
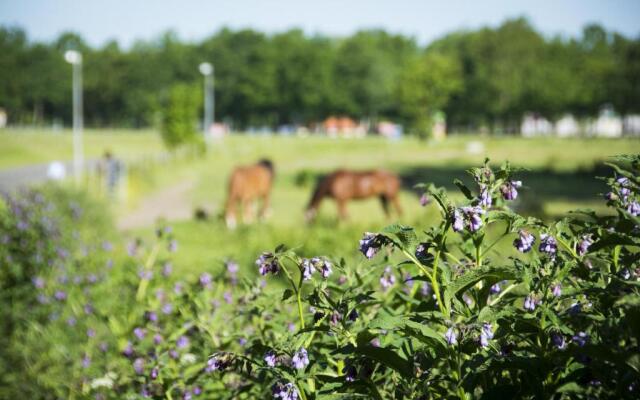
0 17 638 134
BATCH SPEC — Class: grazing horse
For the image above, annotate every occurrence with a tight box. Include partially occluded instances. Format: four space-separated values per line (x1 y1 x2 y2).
224 159 274 228
305 169 402 222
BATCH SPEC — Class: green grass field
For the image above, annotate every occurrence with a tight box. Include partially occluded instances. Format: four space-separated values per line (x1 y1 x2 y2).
3 128 638 276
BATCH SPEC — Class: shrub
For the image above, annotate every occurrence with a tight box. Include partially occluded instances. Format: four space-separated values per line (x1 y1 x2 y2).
160 83 203 152
3 156 639 399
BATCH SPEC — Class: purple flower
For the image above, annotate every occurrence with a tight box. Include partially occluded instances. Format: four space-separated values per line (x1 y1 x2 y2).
301 259 314 280
309 257 332 279
67 317 77 326
176 335 190 349
501 180 521 201
490 282 502 294
193 387 202 396
380 266 396 291
451 209 464 232
133 358 145 374
480 323 493 348
82 354 91 369
568 302 582 315
359 232 382 259
523 295 537 311
206 355 228 372
551 333 566 350
538 234 557 257
145 311 157 322
272 382 299 400
224 291 233 304
87 328 96 338
138 269 153 280
162 302 173 315
32 276 45 289
621 268 631 280
150 365 159 380
54 290 67 301
343 363 357 382
162 262 173 277
174 282 184 295
133 327 146 340
348 309 359 321
168 239 178 253
153 334 163 345
291 347 309 369
123 341 134 357
514 230 535 253
445 327 458 345
199 272 213 288
577 235 593 256
479 185 492 207
627 201 640 216
421 282 432 296
264 351 277 367
551 283 562 297
419 193 430 207
460 206 485 232
256 252 279 276
572 331 588 347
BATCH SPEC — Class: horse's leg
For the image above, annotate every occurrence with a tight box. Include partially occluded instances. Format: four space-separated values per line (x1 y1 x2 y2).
379 195 390 218
241 198 254 224
225 196 237 229
259 192 271 221
392 195 403 216
337 199 349 221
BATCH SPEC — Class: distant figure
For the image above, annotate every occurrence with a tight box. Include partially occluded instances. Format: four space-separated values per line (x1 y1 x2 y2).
99 151 122 196
47 161 66 181
305 169 402 222
224 159 274 228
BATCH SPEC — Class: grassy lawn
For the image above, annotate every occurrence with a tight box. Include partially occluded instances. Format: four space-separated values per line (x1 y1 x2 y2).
110 133 638 276
4 128 638 277
0 127 164 169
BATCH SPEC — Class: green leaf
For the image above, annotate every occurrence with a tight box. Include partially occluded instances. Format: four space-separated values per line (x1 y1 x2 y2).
447 265 517 298
381 224 417 248
454 178 474 200
282 289 294 301
354 345 412 378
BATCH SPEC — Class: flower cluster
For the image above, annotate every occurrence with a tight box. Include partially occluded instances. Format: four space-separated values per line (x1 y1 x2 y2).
514 230 536 253
500 180 522 201
451 206 485 233
272 382 299 400
359 232 386 259
300 257 332 280
256 252 279 276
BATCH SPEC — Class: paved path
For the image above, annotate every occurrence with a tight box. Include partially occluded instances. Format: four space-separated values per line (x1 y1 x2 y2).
117 179 197 230
0 160 99 192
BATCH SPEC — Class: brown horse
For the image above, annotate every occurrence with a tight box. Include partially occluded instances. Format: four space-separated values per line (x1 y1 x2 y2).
305 169 402 222
224 159 274 228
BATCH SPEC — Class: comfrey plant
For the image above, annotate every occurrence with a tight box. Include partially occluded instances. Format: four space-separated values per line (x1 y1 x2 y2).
5 156 640 400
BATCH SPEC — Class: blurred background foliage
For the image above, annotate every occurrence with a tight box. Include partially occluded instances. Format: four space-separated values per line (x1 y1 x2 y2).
1 18 638 133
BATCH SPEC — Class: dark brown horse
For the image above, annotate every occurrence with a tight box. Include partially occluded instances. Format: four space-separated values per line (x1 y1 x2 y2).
224 159 274 228
305 169 402 221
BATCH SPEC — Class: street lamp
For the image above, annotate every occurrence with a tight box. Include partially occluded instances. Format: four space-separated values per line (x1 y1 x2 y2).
199 62 214 144
64 50 83 184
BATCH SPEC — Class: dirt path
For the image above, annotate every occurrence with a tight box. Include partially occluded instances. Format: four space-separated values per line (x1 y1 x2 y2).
117 179 197 230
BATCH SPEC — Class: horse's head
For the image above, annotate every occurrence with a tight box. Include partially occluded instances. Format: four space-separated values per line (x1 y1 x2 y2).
257 159 274 175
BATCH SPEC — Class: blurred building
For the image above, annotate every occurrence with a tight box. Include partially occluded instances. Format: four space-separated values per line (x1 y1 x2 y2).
377 121 403 139
0 108 7 128
623 115 640 136
555 115 579 137
321 116 366 138
586 106 622 138
521 113 553 137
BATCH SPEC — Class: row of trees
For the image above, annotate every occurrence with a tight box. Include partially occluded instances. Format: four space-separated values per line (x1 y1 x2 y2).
0 18 638 134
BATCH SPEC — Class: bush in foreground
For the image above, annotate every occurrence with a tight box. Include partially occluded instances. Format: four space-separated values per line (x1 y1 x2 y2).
1 156 639 399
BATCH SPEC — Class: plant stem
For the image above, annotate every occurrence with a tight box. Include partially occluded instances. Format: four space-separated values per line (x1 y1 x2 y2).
278 259 305 329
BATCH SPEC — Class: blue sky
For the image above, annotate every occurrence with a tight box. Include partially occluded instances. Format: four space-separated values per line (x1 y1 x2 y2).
1 0 639 47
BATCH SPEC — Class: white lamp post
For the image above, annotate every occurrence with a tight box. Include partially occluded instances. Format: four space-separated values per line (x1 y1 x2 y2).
64 50 83 184
199 62 214 143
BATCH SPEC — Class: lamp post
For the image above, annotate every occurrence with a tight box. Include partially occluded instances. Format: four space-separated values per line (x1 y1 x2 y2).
199 62 214 144
64 50 83 184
